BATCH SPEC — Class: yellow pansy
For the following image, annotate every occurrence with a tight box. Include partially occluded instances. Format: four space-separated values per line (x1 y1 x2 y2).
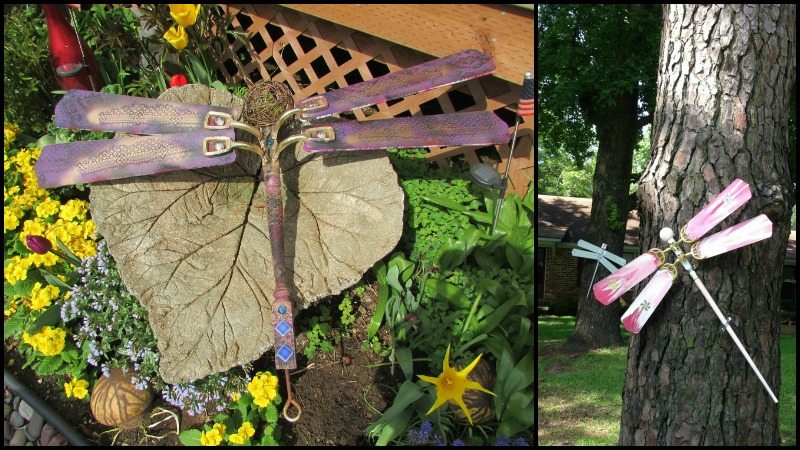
164 24 189 51
417 344 495 426
64 378 90 400
4 255 32 285
238 422 255 438
35 197 61 218
169 4 201 27
247 371 279 407
29 282 60 311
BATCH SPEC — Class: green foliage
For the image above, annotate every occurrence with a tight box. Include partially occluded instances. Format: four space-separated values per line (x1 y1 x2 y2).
301 305 335 360
3 5 59 135
365 180 534 444
538 4 661 163
386 148 483 265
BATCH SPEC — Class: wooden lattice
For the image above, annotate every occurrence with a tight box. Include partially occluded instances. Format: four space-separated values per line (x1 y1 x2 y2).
222 4 533 196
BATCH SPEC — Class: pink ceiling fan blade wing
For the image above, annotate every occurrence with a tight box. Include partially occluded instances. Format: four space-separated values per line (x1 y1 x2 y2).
691 214 773 259
621 268 675 334
684 179 751 241
592 251 661 305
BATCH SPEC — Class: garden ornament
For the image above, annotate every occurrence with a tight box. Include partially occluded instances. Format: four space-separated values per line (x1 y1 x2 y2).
34 49 510 421
468 71 533 234
591 179 778 403
42 4 102 91
571 240 626 300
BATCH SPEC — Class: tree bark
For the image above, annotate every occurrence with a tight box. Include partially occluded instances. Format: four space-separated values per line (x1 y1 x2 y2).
620 4 794 445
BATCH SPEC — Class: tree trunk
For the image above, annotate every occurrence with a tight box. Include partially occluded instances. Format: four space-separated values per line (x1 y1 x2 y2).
563 92 639 351
621 4 794 445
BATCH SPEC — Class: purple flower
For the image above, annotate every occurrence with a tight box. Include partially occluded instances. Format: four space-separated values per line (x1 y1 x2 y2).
25 235 52 254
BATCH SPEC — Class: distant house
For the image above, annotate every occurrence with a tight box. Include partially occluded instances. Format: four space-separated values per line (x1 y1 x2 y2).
537 195 796 315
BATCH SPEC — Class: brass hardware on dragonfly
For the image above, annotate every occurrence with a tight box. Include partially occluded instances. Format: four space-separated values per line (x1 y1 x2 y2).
202 136 264 157
203 111 262 139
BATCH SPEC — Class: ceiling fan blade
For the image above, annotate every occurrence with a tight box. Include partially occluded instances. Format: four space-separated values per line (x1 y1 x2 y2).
592 251 661 305
691 214 773 259
621 268 675 334
684 178 751 241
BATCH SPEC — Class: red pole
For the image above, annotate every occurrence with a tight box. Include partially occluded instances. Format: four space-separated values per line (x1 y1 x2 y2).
41 4 102 91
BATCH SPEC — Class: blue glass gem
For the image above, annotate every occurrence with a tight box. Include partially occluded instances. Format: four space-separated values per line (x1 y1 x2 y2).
275 320 292 337
278 305 287 315
277 345 294 362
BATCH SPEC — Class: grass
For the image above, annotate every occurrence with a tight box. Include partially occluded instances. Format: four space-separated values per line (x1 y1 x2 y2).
537 316 797 446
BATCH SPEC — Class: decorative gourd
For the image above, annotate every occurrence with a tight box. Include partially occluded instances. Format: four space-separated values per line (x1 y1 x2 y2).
90 368 153 428
448 358 495 424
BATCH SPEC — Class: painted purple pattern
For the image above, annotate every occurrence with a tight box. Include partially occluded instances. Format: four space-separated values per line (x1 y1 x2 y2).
296 49 495 120
55 90 238 135
684 179 751 241
693 214 773 259
302 111 508 153
35 129 236 188
621 268 674 334
592 252 661 305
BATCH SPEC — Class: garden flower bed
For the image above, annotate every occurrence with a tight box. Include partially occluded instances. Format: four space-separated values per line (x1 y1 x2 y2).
4 4 533 446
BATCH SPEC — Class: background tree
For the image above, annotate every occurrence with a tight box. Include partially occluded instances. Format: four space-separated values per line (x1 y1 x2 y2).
538 4 662 350
621 4 795 445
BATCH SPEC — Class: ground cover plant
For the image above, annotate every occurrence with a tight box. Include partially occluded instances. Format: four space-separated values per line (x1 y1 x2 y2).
4 4 533 446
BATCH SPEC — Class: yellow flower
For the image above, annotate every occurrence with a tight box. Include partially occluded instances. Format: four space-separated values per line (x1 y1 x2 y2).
199 428 223 446
238 422 255 438
164 24 189 51
417 344 495 426
58 199 89 222
35 197 61 218
169 4 201 27
4 207 23 231
22 326 66 356
5 123 20 148
200 423 226 446
228 433 244 445
247 371 279 407
230 391 241 402
4 255 32 285
4 185 20 200
29 252 59 268
64 378 90 400
29 282 60 311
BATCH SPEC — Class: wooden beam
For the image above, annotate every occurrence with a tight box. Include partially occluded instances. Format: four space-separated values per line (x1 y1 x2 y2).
279 4 534 84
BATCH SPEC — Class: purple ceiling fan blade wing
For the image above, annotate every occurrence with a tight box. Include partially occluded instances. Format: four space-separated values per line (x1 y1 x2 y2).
35 129 237 188
621 268 676 334
301 111 508 152
54 90 242 135
295 49 495 120
683 178 751 241
592 251 662 305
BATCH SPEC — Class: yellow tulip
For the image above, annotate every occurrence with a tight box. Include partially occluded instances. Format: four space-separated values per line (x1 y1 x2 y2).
417 344 495 426
163 25 189 51
169 4 201 27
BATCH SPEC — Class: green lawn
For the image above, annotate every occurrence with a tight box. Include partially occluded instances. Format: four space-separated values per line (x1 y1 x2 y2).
537 316 797 445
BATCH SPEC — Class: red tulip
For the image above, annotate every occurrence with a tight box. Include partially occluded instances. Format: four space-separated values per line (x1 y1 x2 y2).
169 74 189 87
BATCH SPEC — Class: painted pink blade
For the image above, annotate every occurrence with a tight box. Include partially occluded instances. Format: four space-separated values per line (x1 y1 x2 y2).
621 268 675 334
296 49 495 120
692 214 773 259
35 129 236 188
54 90 241 135
302 111 508 152
592 252 661 305
684 179 751 241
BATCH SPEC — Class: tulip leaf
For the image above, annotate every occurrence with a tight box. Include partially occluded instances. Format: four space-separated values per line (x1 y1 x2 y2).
89 85 404 383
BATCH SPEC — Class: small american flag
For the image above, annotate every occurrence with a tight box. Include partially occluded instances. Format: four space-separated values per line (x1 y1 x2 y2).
517 72 534 118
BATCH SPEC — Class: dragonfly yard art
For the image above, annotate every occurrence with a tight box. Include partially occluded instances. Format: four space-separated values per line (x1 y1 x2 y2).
571 240 626 300
34 49 511 421
591 179 779 403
